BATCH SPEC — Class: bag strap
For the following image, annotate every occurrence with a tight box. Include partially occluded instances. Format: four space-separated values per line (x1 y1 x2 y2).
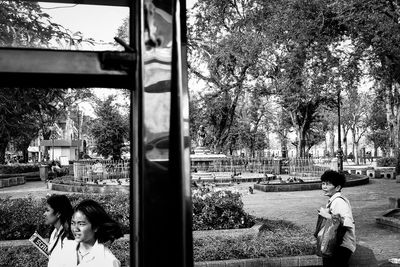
327 195 349 211
48 229 63 255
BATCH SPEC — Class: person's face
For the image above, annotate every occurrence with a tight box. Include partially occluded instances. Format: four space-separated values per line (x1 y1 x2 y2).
321 181 340 197
43 204 60 226
71 211 96 245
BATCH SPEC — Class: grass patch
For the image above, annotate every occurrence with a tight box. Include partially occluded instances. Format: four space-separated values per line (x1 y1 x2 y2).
193 218 316 262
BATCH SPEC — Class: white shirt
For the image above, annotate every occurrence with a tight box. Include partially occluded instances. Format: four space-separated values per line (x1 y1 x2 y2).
327 192 356 252
57 240 120 267
48 226 67 267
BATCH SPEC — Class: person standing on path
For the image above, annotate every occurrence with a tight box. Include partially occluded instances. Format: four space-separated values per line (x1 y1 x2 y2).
317 170 356 267
44 194 74 267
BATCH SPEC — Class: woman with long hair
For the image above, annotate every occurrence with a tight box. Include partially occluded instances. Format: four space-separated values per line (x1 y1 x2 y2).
44 194 73 267
57 199 123 267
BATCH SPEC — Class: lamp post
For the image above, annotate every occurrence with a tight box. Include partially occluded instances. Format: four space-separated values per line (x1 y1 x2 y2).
337 88 343 172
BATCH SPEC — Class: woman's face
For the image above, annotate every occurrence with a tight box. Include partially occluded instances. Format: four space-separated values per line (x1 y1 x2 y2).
43 204 60 226
321 181 339 197
71 211 96 245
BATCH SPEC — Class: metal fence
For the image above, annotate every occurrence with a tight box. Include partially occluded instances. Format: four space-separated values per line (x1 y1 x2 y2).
73 157 330 183
288 158 330 182
190 157 330 182
73 159 130 182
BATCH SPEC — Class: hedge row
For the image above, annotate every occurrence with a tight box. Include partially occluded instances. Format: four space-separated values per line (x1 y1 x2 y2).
1 188 254 240
0 219 316 266
376 157 397 167
0 164 40 174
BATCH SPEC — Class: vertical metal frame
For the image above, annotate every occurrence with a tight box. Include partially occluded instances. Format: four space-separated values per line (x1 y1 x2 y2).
130 0 143 266
132 0 192 267
0 0 192 266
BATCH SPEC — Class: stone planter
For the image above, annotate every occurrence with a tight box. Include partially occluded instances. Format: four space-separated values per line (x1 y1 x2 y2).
39 165 49 181
0 179 10 188
376 208 400 232
8 177 18 186
16 176 25 185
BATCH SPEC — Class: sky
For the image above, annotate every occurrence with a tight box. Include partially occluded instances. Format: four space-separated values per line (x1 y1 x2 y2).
40 0 196 47
39 1 197 116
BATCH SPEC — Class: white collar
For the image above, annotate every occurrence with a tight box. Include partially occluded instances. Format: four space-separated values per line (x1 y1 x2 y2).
76 240 103 264
328 192 342 204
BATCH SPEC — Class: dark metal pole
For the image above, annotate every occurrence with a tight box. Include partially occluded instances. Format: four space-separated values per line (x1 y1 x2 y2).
51 128 55 162
337 89 343 172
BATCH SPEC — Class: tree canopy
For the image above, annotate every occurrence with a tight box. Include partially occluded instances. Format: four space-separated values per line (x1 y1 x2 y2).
188 0 400 159
89 95 129 161
0 2 92 163
0 89 67 163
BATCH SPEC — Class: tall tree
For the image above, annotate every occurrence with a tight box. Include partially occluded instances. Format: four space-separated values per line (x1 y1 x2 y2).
334 0 400 169
366 94 390 157
89 95 129 160
0 89 67 164
0 2 88 163
188 0 268 153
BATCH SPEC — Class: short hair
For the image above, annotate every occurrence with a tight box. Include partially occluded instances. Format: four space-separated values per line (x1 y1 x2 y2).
47 194 73 239
74 199 123 243
320 170 346 188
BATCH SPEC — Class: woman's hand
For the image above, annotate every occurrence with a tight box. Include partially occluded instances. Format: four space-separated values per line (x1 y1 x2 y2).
318 207 332 219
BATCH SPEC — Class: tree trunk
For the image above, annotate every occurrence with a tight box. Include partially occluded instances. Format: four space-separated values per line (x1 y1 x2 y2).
354 141 359 165
373 143 378 157
383 79 400 172
21 142 31 163
329 129 335 157
280 134 288 158
0 139 8 164
297 128 306 158
343 127 349 161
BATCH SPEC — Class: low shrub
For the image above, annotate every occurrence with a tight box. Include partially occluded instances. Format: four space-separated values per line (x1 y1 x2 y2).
0 164 39 174
376 157 397 167
192 188 255 230
0 197 49 240
0 193 130 240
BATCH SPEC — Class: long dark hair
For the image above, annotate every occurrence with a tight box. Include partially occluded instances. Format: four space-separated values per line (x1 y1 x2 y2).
46 194 74 240
74 199 123 244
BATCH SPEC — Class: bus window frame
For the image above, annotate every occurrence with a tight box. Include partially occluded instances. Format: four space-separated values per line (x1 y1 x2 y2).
0 0 192 267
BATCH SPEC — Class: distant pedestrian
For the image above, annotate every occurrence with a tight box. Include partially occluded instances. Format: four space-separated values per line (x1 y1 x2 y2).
315 170 356 267
55 199 123 267
44 195 74 267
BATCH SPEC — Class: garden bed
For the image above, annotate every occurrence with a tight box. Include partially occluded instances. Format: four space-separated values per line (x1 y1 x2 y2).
255 174 369 192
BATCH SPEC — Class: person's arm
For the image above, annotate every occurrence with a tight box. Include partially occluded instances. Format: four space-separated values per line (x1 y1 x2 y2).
330 198 354 243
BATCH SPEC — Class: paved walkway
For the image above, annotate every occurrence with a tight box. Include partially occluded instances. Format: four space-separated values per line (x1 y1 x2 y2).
241 178 400 264
1 177 400 265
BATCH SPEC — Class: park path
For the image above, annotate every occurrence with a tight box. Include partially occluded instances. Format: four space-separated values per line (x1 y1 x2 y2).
241 178 400 263
1 177 400 264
